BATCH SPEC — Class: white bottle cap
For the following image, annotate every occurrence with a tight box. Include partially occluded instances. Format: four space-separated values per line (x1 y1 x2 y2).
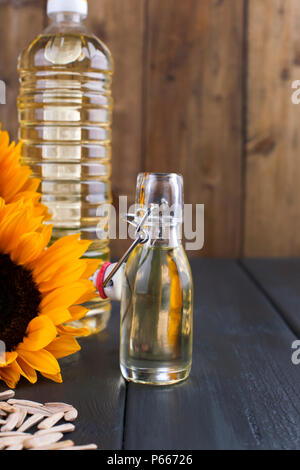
47 0 88 17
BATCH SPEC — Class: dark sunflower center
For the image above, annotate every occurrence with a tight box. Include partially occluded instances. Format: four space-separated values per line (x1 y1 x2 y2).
0 253 41 351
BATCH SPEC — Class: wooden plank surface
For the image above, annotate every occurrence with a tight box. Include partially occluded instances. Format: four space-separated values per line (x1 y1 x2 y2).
144 0 245 257
0 302 126 450
124 259 300 450
245 0 300 256
0 0 46 140
243 258 300 337
1 259 299 450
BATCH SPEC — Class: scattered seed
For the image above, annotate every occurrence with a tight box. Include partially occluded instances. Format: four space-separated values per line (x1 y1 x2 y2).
1 411 20 432
0 391 96 450
36 423 75 435
0 435 27 448
12 405 51 416
30 440 74 450
8 399 43 408
64 407 78 422
38 411 64 430
44 402 73 413
0 390 15 401
18 414 45 432
24 432 63 449
0 402 16 413
63 444 98 450
6 443 24 450
16 407 27 428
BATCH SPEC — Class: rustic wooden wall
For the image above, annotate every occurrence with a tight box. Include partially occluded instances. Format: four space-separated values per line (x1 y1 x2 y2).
0 0 299 258
245 0 300 257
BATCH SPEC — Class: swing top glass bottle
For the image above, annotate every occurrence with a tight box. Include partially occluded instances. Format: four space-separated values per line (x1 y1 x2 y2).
120 173 194 385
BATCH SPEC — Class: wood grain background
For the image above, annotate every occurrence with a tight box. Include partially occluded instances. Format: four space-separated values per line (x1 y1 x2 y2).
0 0 299 258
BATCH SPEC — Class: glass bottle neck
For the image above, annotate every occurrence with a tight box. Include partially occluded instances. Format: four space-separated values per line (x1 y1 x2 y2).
45 12 87 34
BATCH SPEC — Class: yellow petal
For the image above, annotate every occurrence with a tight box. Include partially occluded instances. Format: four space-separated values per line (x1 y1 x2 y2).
57 325 90 337
0 205 43 254
46 335 81 359
41 224 53 248
41 282 93 312
81 259 102 278
42 307 72 326
0 129 10 147
41 371 63 384
37 261 88 293
0 361 21 388
10 231 47 266
33 235 91 280
18 349 60 375
75 290 96 304
0 212 23 252
16 357 37 384
22 177 40 193
69 305 88 321
1 166 32 201
18 316 57 351
13 191 41 204
0 351 18 367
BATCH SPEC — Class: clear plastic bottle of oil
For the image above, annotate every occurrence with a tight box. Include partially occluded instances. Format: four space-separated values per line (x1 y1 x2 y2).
17 0 113 332
120 173 193 385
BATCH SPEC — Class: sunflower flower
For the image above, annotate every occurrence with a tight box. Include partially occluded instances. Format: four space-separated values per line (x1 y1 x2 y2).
0 126 49 219
0 197 99 388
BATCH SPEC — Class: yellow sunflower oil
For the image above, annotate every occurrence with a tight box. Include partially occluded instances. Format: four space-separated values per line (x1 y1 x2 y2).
17 0 113 333
121 244 193 385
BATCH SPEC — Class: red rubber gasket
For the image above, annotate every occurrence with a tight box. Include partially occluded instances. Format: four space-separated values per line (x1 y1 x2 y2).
96 262 111 300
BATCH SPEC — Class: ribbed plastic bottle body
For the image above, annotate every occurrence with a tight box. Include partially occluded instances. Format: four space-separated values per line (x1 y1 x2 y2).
18 23 113 327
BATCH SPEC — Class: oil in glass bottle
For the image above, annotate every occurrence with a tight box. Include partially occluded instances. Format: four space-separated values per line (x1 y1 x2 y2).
17 0 113 333
120 173 193 385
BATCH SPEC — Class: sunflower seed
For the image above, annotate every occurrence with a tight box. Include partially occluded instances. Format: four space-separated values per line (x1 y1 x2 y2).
30 440 74 450
0 402 16 413
0 390 15 401
0 396 97 450
1 411 20 432
44 402 73 413
24 432 63 449
35 423 75 435
0 432 29 437
0 435 28 447
6 443 24 450
15 407 27 428
64 407 78 422
18 414 45 432
12 405 51 416
38 411 64 430
8 399 43 408
63 444 98 450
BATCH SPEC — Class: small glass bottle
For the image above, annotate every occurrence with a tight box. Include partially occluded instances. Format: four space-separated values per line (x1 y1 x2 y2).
120 173 193 385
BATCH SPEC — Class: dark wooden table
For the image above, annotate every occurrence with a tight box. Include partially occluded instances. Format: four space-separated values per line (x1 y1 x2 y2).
8 259 300 450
